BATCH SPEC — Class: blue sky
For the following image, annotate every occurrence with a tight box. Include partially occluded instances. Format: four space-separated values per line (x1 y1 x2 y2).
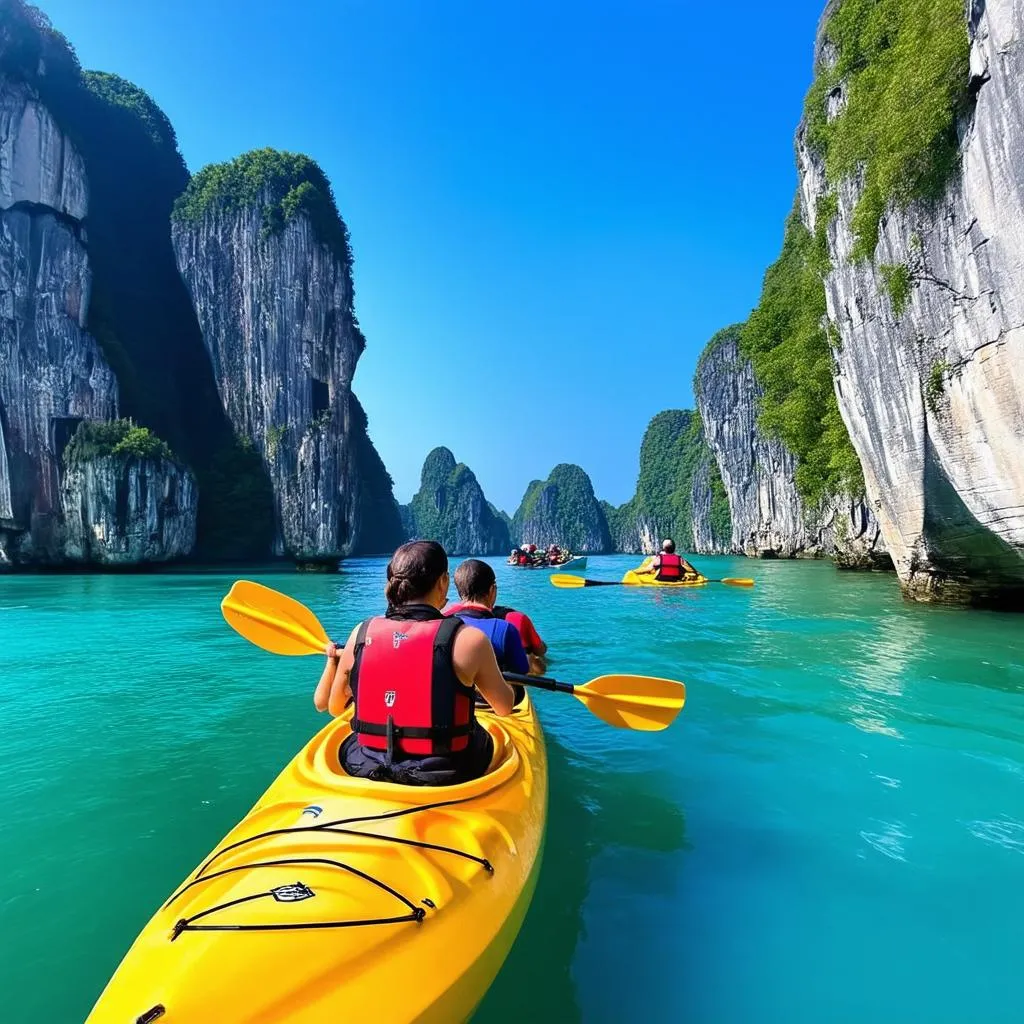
43 0 826 513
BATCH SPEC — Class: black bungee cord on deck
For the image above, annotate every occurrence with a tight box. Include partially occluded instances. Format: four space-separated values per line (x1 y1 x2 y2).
163 796 494 939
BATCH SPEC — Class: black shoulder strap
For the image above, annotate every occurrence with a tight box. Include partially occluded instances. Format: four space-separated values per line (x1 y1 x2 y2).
347 619 372 698
491 605 512 620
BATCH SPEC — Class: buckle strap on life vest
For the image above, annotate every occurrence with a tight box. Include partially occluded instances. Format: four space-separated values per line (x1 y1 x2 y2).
351 720 474 740
350 614 471 760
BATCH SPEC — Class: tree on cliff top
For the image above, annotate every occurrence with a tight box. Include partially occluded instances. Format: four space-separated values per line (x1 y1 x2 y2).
172 148 354 266
0 0 79 98
803 0 971 259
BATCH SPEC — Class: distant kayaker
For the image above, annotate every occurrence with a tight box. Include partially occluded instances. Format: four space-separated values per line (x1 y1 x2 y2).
314 541 515 785
444 559 529 674
636 539 698 582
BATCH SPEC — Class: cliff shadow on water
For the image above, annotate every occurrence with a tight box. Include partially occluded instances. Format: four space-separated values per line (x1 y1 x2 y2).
475 733 688 1023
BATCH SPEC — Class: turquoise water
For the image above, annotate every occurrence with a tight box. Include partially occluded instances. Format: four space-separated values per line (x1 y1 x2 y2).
1 556 1023 1023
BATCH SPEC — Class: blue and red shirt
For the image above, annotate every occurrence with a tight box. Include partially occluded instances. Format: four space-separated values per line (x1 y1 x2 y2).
443 602 529 674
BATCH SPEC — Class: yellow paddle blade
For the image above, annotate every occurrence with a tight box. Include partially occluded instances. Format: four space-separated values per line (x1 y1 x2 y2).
550 574 587 589
221 580 330 656
573 674 685 732
720 577 755 587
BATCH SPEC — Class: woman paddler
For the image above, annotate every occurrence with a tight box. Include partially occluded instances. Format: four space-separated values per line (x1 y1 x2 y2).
314 541 515 785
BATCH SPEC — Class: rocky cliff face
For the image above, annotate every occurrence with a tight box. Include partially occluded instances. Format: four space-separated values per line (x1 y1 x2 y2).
60 453 196 564
608 409 732 555
0 78 197 567
695 327 888 567
403 446 511 555
798 0 1024 604
171 154 403 563
513 464 611 553
0 79 115 562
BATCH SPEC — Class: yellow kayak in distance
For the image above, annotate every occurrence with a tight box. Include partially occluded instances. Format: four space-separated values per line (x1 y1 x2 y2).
86 694 547 1024
622 556 708 588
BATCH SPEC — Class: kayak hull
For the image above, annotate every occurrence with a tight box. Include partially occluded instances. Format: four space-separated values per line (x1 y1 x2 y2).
622 556 706 588
552 555 587 571
509 555 586 571
85 695 547 1024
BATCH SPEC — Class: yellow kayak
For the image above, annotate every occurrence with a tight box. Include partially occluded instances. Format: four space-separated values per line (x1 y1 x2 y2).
622 557 708 587
86 694 547 1024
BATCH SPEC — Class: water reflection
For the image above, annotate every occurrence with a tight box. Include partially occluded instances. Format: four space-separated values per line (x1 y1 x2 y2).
474 732 687 1023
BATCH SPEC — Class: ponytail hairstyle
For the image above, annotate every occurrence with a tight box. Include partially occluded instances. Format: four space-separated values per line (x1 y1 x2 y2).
385 540 449 607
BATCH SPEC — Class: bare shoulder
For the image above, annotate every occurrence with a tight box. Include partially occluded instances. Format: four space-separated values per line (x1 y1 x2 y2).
453 623 488 657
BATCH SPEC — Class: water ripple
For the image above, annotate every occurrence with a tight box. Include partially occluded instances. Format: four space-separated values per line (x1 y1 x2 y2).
859 820 910 862
967 818 1024 854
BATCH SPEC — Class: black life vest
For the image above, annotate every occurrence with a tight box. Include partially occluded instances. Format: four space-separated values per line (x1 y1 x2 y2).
655 552 685 580
349 605 475 757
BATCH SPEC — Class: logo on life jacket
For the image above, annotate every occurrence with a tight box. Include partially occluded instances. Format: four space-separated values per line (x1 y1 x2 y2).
392 631 409 648
384 690 397 707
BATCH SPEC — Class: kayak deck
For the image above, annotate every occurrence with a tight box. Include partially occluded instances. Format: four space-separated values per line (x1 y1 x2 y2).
622 556 707 587
86 696 547 1024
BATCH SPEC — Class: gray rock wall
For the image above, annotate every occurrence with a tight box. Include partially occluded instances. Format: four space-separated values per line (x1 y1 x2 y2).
798 0 1024 603
60 454 197 564
0 79 195 568
0 80 117 563
172 199 394 561
695 330 887 566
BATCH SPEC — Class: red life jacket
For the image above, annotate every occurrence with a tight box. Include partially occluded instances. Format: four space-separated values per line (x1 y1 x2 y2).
493 606 533 648
655 552 685 580
349 614 475 757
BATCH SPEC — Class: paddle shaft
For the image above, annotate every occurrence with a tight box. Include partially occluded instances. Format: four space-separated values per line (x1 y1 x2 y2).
503 671 575 694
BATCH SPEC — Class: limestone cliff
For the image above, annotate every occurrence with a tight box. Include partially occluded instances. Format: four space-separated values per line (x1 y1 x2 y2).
513 464 611 553
695 326 888 567
61 454 196 565
55 419 196 565
0 80 116 561
607 409 731 554
0 8 198 568
403 447 511 554
171 150 403 562
797 0 1024 604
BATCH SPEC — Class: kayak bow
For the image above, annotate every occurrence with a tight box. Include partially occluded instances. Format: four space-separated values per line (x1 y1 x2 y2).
85 698 547 1024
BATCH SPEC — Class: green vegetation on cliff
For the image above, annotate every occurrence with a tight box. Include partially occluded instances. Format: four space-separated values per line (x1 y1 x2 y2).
512 464 611 553
610 410 731 552
804 0 971 259
742 211 863 506
694 324 745 382
197 436 276 561
172 149 353 265
738 0 971 508
405 448 510 555
63 420 173 466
